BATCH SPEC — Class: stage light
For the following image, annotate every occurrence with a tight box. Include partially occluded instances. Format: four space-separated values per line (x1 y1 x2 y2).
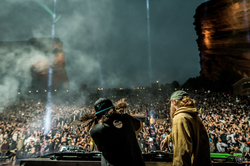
195 90 197 92
187 89 189 90
18 92 20 95
67 90 69 92
156 81 158 83
45 90 47 92
175 88 177 90
29 91 31 93
36 90 38 92
55 89 57 92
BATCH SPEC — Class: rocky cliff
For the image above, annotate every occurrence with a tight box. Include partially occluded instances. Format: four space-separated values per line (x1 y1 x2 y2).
194 0 250 80
0 38 69 91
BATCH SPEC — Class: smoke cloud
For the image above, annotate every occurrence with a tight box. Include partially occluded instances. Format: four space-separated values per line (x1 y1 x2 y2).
0 0 205 107
0 45 49 109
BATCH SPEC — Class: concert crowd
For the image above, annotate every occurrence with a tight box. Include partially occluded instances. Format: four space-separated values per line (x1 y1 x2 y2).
0 89 250 164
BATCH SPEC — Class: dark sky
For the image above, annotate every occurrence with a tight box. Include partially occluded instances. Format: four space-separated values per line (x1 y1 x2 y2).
0 0 206 89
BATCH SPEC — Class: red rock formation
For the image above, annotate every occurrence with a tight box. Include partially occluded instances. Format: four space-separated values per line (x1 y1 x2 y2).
29 38 69 90
0 38 69 91
194 0 250 80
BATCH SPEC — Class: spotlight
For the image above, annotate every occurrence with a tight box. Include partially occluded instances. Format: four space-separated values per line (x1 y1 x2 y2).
175 88 177 90
195 90 197 92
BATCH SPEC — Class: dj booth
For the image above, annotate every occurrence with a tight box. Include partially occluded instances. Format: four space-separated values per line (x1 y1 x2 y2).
19 145 249 166
20 151 173 166
20 151 249 166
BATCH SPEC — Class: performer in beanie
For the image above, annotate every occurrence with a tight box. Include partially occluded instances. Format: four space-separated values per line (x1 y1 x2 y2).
72 98 145 166
160 90 212 166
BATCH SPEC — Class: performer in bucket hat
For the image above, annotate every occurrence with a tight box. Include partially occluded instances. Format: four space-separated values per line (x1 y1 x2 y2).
72 98 145 166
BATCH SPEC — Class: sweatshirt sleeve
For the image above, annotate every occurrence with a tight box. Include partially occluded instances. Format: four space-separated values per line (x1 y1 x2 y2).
223 143 228 147
172 117 192 166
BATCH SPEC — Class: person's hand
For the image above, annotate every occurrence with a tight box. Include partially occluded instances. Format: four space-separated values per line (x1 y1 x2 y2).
160 139 168 151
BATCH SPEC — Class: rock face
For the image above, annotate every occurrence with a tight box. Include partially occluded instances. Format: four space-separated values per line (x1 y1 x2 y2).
194 0 250 80
29 38 69 90
0 38 69 91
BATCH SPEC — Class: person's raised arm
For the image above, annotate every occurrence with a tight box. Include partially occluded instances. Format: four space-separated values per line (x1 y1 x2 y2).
245 150 249 157
222 143 228 147
160 133 172 151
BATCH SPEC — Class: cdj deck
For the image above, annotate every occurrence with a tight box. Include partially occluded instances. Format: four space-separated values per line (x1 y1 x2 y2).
41 151 173 162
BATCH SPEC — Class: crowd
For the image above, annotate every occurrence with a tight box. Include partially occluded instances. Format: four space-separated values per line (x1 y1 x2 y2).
0 89 250 164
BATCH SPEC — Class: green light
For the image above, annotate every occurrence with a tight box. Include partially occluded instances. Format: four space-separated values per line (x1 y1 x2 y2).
36 0 54 16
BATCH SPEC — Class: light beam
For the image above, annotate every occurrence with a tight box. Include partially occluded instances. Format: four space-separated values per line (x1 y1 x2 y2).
44 0 57 135
146 0 152 85
87 1 105 97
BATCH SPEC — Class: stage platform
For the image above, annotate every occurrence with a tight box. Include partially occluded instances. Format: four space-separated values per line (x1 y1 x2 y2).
20 158 250 166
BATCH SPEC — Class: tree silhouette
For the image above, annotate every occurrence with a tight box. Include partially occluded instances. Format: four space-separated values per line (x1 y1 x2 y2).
171 81 179 89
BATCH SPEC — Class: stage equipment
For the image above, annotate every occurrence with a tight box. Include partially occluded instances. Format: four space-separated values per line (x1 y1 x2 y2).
20 152 247 166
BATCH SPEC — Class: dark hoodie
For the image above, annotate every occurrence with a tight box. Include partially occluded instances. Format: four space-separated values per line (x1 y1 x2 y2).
90 113 145 166
164 106 212 166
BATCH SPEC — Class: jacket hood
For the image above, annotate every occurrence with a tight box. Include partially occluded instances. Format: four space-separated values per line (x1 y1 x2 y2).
174 106 198 117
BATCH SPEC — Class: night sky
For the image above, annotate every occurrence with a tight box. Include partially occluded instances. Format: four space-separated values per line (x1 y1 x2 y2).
0 0 207 89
